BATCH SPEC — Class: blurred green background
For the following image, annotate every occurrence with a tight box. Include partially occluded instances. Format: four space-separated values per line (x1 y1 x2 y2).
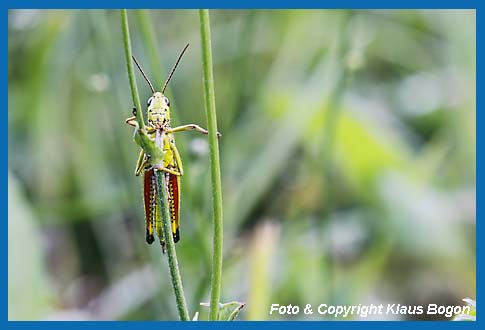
8 9 475 320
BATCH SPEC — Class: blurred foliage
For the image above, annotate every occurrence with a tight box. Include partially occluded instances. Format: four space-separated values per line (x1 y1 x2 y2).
8 9 475 320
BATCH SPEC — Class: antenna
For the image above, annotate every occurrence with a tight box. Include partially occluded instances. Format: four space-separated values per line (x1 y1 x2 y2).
132 55 155 94
162 43 190 94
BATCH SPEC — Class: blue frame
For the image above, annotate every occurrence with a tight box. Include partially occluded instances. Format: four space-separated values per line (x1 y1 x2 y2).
1 1 479 9
4 1 479 328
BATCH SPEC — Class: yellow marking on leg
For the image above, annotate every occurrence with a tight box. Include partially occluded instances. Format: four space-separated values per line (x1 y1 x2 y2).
159 167 181 176
169 141 184 176
134 149 146 176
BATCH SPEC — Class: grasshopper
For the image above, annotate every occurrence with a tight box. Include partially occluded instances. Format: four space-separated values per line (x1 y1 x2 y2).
126 44 219 251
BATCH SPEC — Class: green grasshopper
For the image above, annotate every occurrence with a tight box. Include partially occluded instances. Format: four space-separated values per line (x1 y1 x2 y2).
126 43 219 251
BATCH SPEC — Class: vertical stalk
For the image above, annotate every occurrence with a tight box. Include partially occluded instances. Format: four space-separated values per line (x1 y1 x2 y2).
120 9 144 129
199 9 224 321
121 9 189 321
154 172 190 321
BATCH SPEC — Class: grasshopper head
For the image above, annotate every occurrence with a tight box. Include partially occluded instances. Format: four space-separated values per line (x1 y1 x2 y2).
147 92 171 128
132 44 190 130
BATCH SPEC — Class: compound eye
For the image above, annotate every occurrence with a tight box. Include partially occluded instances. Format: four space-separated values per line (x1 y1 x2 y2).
147 97 154 107
164 97 170 107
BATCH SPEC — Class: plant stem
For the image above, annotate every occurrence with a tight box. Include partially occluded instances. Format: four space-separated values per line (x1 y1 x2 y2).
154 171 190 321
199 9 224 321
120 9 144 129
121 9 190 321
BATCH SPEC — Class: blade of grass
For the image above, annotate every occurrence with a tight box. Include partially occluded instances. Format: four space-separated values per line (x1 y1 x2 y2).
199 9 224 321
121 10 144 129
121 9 189 321
154 171 190 321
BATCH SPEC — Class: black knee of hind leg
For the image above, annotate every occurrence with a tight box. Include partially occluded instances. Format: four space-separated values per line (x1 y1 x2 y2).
146 231 155 244
173 228 180 243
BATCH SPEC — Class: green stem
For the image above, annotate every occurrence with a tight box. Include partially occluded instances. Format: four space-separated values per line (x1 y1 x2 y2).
154 171 190 321
199 9 224 321
121 9 190 321
120 9 144 129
